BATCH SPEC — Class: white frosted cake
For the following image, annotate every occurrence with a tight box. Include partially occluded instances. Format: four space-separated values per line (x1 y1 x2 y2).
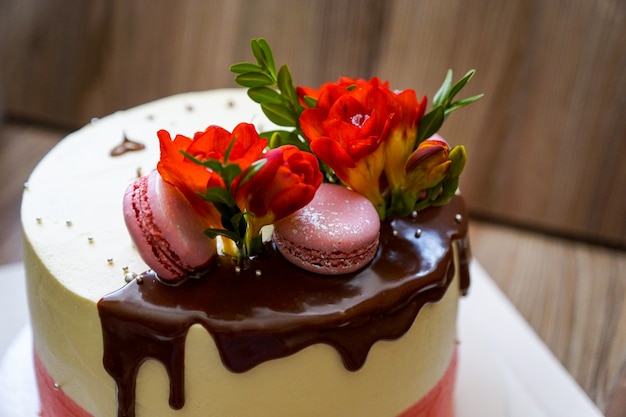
22 88 471 417
22 35 485 415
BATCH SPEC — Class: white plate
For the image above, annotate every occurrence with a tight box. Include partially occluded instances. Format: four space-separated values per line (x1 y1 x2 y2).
0 261 604 417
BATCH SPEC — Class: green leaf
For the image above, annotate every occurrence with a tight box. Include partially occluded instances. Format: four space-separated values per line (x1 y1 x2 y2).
247 86 284 104
231 212 250 240
235 72 274 88
265 130 310 151
203 187 233 205
221 163 242 185
257 39 276 76
237 158 267 187
417 106 445 143
302 95 318 108
277 64 297 102
432 70 453 108
205 228 240 243
182 151 223 171
445 94 485 116
251 38 276 78
441 176 460 199
448 69 476 102
229 62 263 74
261 102 297 127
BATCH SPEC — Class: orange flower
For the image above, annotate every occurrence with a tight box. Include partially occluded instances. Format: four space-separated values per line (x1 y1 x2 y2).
234 145 322 239
298 77 398 216
157 123 267 226
383 89 427 191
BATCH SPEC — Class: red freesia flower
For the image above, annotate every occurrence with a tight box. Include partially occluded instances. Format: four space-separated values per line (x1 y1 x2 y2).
157 123 267 226
234 145 322 238
383 90 427 191
298 77 399 215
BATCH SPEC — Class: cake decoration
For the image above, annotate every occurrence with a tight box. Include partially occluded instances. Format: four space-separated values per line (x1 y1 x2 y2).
231 39 481 219
272 183 381 274
110 135 146 157
122 38 480 278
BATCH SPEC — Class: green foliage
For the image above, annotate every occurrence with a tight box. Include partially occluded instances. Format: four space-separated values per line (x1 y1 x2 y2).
417 70 483 144
230 39 305 135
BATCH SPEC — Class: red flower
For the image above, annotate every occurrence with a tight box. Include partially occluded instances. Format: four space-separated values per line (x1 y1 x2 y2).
298 77 398 215
234 145 322 237
383 90 427 191
157 123 267 226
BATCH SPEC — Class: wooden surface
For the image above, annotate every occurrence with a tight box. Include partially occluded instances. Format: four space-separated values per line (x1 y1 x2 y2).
0 120 625 415
1 0 625 247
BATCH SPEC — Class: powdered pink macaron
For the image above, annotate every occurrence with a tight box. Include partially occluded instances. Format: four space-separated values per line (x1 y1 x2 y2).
273 183 380 275
123 170 216 282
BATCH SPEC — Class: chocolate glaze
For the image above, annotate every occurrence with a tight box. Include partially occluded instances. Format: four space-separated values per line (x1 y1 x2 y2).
110 136 146 157
98 196 470 417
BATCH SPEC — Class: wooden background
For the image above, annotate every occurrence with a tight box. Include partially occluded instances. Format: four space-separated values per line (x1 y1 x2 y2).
1 1 626 414
1 0 624 248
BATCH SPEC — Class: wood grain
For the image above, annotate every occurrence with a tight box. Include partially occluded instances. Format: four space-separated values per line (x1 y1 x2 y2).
470 220 626 414
1 0 624 245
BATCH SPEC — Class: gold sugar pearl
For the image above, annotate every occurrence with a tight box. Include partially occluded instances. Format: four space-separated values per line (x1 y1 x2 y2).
411 211 418 218
66 220 73 227
455 214 463 223
255 269 262 277
414 229 422 238
392 229 399 237
124 272 137 283
87 236 94 244
36 217 42 224
122 266 130 274
23 182 29 190
107 258 114 265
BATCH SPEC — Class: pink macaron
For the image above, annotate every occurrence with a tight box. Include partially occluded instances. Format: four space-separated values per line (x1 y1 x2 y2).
273 183 380 275
123 170 216 282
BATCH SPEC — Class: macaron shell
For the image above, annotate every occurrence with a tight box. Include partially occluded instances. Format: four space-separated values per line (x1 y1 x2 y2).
149 171 216 268
123 170 216 281
273 183 380 274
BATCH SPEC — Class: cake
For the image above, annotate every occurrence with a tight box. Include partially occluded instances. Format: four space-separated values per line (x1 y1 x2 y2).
22 39 480 417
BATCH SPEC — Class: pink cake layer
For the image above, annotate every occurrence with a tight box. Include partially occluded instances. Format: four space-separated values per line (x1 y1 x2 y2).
34 348 458 417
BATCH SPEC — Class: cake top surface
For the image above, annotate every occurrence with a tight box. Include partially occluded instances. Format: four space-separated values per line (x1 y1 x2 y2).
21 90 270 301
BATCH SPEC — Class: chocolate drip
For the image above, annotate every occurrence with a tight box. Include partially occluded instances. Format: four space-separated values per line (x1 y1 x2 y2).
110 136 146 157
98 196 470 417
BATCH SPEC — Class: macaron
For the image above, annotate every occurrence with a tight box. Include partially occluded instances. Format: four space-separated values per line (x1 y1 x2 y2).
123 170 216 283
273 183 380 275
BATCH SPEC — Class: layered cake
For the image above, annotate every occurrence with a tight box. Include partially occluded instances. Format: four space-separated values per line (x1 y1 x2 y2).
22 40 480 417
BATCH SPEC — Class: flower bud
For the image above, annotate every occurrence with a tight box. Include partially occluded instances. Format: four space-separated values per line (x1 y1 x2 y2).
447 145 467 179
404 137 452 191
